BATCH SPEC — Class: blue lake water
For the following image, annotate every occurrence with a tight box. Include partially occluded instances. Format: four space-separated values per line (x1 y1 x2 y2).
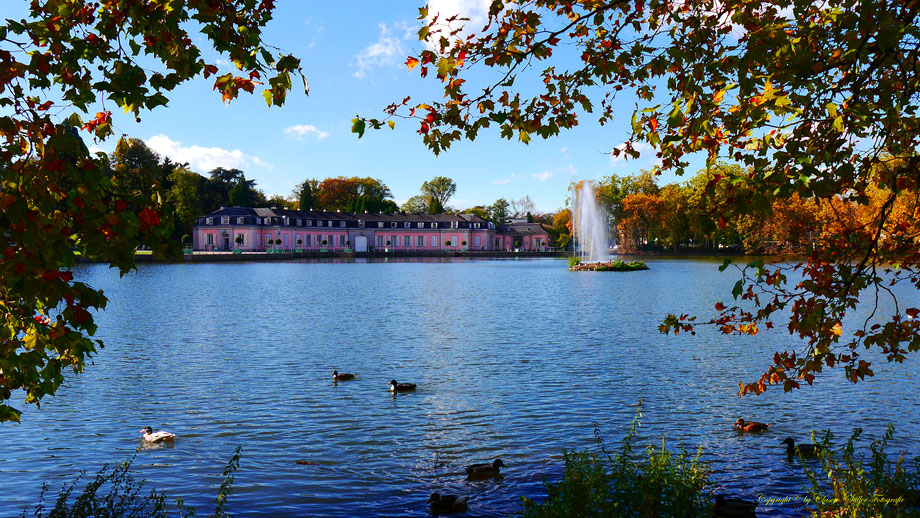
0 258 917 516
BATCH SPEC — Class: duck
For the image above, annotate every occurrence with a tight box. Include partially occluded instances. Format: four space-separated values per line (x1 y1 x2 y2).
466 458 505 478
333 370 355 381
427 492 468 514
139 426 175 443
734 418 770 432
714 494 757 517
781 438 822 458
389 380 417 392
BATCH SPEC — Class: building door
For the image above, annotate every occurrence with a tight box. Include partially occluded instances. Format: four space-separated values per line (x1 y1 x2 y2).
355 235 367 252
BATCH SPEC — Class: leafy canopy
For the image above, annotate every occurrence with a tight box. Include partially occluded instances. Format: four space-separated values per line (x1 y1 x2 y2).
0 0 303 422
355 0 920 394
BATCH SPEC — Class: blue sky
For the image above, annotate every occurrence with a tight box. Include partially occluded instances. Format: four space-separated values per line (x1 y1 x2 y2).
17 1 702 212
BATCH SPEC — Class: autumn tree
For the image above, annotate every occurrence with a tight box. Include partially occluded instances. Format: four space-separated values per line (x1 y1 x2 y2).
356 0 920 394
0 0 303 422
551 208 573 248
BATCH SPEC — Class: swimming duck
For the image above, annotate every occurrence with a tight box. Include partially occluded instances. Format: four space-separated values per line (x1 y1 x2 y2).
781 438 822 458
389 380 417 392
466 458 505 478
734 418 770 432
427 492 468 514
333 370 355 381
139 426 175 443
714 494 757 517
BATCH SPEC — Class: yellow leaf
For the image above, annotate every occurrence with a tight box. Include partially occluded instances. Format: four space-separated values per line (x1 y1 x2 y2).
713 90 725 103
831 323 842 336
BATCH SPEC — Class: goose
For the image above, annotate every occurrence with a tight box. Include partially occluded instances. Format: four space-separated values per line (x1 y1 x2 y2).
333 370 355 381
388 380 417 392
427 492 468 514
714 494 757 517
139 426 175 443
781 438 822 458
466 458 505 478
734 418 770 432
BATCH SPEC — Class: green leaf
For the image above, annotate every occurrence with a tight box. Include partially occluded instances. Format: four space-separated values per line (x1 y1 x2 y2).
719 259 732 272
351 117 366 138
418 26 430 41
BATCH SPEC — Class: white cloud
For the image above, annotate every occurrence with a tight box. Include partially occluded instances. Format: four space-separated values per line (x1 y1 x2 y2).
492 173 523 185
284 124 330 141
352 22 412 78
146 135 271 173
532 171 553 182
426 0 492 33
531 164 577 182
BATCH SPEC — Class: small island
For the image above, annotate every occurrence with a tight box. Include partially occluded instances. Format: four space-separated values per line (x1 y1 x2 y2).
568 259 649 272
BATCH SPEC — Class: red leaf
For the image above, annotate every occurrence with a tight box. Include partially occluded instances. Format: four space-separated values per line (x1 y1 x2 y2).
406 57 420 71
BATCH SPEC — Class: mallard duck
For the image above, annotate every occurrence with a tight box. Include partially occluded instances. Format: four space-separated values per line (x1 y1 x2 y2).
389 380 416 392
734 418 770 432
781 438 822 458
333 370 355 381
139 426 175 443
466 458 505 478
427 492 468 514
714 494 757 517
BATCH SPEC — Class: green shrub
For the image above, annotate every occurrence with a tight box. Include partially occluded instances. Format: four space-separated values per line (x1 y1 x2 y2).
522 404 710 517
24 447 243 518
801 425 920 517
568 256 581 268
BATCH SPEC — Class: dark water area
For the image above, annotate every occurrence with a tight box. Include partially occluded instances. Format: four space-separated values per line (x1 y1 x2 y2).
1 258 917 516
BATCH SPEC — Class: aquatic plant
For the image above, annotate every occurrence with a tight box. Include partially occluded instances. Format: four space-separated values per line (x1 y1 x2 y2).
24 447 243 518
801 425 920 517
521 404 710 517
568 256 581 268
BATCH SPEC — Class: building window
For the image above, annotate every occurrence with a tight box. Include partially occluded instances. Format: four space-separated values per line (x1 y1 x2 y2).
417 236 425 247
474 235 481 247
391 235 397 247
451 221 458 229
206 234 214 245
283 217 289 225
237 217 245 224
404 222 410 228
207 217 214 225
306 220 312 227
256 234 261 247
417 222 423 228
391 222 397 228
378 222 384 228
235 233 246 246
431 222 437 228
304 235 312 246
403 235 411 247
327 220 333 227
221 216 230 225
340 221 346 227
431 236 438 247
359 220 365 228
376 235 384 247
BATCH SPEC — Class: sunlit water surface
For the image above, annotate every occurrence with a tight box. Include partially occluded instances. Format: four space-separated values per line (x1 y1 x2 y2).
1 258 917 516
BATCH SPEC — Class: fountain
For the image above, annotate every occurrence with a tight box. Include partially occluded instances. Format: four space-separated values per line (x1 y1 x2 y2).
570 180 648 272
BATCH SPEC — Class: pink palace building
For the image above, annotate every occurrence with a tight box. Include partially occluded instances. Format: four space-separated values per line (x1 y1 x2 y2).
192 207 552 253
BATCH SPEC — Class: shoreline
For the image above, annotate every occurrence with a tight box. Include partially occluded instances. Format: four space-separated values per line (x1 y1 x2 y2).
76 250 570 264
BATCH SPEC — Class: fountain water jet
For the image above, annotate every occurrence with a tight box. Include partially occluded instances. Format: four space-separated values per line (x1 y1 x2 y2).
574 181 609 263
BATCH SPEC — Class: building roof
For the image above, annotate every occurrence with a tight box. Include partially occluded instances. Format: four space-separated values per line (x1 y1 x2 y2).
496 222 550 235
196 206 492 225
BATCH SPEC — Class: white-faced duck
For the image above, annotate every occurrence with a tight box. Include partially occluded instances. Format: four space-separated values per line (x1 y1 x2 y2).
734 418 770 433
333 370 355 381
781 438 823 458
427 492 468 515
388 380 417 392
139 426 175 443
466 458 505 478
714 494 758 517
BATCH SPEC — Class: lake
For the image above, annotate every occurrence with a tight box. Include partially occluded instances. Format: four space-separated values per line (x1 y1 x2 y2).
1 258 917 516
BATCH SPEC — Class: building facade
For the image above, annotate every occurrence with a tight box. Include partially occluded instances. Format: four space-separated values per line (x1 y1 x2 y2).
192 207 551 252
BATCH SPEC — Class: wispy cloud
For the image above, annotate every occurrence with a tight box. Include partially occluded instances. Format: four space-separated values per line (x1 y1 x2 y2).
426 0 492 34
284 124 330 141
531 164 577 182
352 22 412 78
146 134 271 173
492 173 523 185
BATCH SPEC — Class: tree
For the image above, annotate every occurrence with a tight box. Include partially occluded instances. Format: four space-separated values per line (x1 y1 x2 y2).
427 196 445 214
402 195 429 214
166 168 206 238
0 1 302 422
552 208 573 249
294 179 318 211
489 198 511 225
509 195 536 219
356 0 920 394
107 137 168 198
420 176 457 207
228 176 257 207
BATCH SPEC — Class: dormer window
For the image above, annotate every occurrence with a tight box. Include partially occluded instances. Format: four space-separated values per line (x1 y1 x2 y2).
206 217 214 225
327 220 333 227
237 217 245 224
306 220 312 227
221 216 230 225
378 222 384 228
340 221 346 227
283 217 289 225
404 222 410 228
431 222 437 228
451 221 459 229
391 222 397 228
296 219 301 226
359 220 365 228
417 222 423 228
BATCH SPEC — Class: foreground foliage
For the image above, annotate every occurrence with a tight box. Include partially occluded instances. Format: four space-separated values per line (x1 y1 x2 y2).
0 0 302 422
522 409 710 517
355 0 920 395
25 447 242 518
802 426 920 517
